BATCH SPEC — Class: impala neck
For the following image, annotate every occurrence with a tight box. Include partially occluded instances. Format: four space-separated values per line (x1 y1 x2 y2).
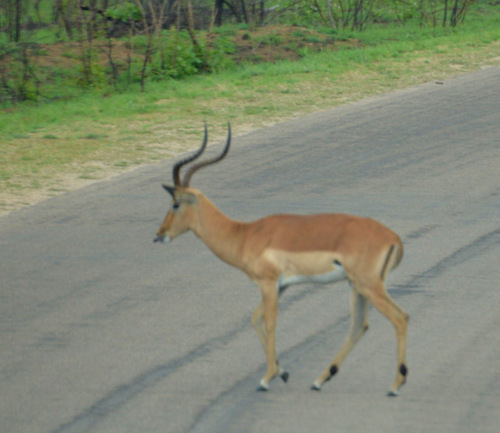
191 195 247 269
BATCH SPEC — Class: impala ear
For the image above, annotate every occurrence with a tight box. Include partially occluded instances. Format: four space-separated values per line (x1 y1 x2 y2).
162 184 176 197
162 185 196 205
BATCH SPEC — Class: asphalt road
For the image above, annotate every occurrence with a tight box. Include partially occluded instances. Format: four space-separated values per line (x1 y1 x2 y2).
1 66 499 433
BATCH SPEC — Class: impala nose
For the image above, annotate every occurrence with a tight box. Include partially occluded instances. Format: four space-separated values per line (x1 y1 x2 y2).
153 235 170 244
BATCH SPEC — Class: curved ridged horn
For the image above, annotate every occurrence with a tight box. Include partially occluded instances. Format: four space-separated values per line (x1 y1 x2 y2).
172 123 208 186
182 123 231 187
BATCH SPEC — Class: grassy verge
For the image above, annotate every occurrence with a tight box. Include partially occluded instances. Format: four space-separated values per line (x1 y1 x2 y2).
1 13 499 215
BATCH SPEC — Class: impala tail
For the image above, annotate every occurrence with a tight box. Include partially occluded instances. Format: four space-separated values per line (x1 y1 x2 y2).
381 242 403 281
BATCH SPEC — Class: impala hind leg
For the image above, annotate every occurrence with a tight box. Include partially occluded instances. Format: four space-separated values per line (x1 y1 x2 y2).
312 290 369 390
364 283 409 396
252 283 288 391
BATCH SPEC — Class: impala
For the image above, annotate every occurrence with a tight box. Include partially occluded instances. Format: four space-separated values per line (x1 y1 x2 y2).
154 124 409 395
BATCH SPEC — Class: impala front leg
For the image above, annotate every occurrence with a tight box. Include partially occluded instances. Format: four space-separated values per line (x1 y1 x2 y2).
251 302 268 352
254 280 289 391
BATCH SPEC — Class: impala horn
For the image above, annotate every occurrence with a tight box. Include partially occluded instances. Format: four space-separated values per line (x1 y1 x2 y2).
172 123 209 187
181 122 231 187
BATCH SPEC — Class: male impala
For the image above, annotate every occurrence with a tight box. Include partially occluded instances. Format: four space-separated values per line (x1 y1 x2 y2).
154 124 409 395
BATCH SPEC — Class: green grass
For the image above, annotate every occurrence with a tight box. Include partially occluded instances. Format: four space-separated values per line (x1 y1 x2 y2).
0 6 499 213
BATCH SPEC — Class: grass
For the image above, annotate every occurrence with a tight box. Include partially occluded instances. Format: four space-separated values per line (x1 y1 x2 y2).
0 10 499 214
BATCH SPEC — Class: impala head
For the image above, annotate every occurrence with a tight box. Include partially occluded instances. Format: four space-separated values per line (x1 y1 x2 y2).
154 123 231 244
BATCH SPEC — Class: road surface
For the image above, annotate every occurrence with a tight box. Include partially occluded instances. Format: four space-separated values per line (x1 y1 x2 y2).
1 66 499 433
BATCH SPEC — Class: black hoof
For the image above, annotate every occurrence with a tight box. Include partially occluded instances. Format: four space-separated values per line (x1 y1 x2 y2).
281 371 289 383
256 385 268 392
387 390 399 397
311 384 321 391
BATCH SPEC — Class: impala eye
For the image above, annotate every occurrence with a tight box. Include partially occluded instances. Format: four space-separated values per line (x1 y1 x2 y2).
172 202 180 210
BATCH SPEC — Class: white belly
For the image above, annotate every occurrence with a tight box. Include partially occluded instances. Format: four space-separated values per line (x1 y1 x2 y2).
278 262 347 289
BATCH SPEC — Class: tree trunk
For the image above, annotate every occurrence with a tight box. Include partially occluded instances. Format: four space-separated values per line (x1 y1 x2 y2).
214 0 224 26
15 0 22 42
